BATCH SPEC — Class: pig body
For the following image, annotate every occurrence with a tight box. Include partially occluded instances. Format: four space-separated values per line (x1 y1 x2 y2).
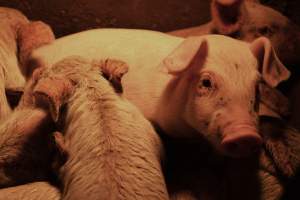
29 29 290 157
32 57 169 200
0 7 28 120
0 182 61 200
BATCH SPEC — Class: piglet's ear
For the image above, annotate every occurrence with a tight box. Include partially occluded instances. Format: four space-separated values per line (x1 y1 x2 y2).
250 37 290 87
162 37 208 75
211 0 244 35
33 77 74 122
93 59 129 93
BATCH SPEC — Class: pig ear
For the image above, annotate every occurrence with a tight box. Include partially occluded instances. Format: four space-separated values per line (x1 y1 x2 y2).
211 0 244 35
259 83 290 117
33 77 74 122
17 21 55 78
162 37 208 75
93 59 129 93
250 37 290 87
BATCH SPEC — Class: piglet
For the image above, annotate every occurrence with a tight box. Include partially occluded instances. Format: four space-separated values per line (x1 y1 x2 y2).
32 56 169 200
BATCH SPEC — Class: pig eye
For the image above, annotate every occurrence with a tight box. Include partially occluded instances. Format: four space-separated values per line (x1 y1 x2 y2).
197 74 215 96
258 26 273 36
202 79 212 88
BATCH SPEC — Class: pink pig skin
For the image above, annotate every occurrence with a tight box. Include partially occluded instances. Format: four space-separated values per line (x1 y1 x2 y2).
28 29 289 157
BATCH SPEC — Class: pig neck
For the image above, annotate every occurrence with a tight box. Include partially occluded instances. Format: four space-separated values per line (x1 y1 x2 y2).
123 69 199 138
157 75 200 138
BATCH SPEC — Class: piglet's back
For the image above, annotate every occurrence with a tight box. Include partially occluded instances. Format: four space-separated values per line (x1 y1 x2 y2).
47 57 168 200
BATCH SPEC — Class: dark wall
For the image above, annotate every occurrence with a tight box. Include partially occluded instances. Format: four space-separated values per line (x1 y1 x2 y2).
0 0 298 37
0 0 210 37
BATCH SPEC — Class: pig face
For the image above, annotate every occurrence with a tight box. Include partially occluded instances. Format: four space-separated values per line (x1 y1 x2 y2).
162 35 289 157
211 0 300 68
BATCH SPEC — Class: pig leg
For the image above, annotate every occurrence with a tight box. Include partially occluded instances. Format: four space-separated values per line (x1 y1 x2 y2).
0 72 12 121
0 108 54 188
51 131 69 172
17 21 55 79
0 182 61 200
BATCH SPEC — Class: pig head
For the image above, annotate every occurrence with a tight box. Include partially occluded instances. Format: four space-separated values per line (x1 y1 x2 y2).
169 0 300 128
210 0 300 72
169 0 300 69
157 35 290 157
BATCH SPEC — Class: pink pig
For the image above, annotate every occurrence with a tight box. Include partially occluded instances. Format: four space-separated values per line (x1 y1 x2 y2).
28 29 289 157
169 0 300 128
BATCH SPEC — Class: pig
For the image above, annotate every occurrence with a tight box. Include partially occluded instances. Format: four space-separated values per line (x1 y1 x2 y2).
31 56 169 200
168 0 300 69
0 7 28 120
28 29 290 157
0 182 61 200
0 70 58 188
0 7 55 121
168 0 300 128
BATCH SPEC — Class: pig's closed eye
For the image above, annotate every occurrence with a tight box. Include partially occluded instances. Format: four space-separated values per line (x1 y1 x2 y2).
197 74 215 96
258 26 273 36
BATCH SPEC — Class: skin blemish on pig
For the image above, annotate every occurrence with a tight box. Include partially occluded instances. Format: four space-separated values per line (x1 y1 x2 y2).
204 121 209 128
235 64 239 70
216 97 228 107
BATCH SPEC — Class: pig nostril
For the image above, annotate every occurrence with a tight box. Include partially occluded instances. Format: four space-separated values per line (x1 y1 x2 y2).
222 136 262 157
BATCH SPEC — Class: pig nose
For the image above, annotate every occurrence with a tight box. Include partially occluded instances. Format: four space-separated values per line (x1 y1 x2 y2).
221 132 262 157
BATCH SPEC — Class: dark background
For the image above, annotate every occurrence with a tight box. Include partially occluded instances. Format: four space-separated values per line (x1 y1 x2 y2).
0 0 299 37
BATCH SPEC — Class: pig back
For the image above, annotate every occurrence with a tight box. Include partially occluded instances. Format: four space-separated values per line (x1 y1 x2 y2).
30 29 183 71
59 68 168 200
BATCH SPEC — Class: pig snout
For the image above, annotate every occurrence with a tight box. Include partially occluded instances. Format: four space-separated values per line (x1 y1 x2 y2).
221 123 262 157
